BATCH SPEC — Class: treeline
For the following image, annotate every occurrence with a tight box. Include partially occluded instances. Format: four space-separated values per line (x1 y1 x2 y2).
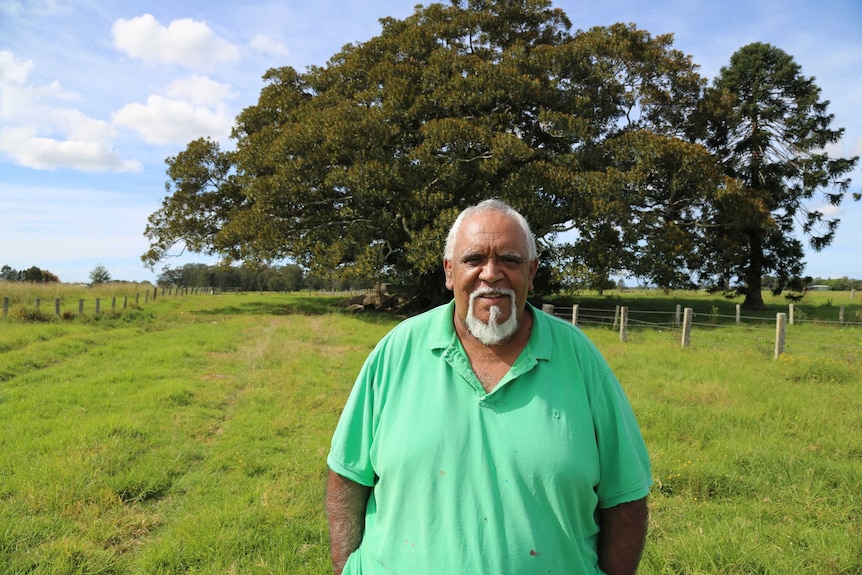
156 263 376 292
809 277 862 291
759 275 862 292
1 265 60 283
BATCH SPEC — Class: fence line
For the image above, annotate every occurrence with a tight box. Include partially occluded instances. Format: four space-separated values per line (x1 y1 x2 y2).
0 285 224 319
543 303 861 361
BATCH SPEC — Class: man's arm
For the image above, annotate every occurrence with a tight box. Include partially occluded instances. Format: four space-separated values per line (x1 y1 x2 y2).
325 470 372 575
598 497 649 575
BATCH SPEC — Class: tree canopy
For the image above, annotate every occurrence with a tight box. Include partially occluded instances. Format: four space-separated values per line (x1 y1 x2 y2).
143 1 857 307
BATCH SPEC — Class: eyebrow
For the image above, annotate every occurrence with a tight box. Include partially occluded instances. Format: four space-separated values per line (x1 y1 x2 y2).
458 250 526 263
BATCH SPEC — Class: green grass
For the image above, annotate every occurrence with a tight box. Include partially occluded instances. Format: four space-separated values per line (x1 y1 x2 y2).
590 327 862 574
1 291 860 573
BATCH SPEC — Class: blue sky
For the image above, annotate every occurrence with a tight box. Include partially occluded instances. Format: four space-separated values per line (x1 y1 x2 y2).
1 0 860 283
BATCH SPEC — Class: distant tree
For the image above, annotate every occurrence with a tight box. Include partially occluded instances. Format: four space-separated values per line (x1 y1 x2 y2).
156 262 307 292
40 269 60 283
1 265 18 281
266 264 305 292
22 267 44 282
89 264 111 285
696 43 859 309
1 265 59 282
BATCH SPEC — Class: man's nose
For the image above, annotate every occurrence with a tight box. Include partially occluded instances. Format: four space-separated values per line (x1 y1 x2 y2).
479 259 503 283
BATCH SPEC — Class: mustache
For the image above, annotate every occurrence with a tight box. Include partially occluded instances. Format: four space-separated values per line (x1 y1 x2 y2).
469 288 516 303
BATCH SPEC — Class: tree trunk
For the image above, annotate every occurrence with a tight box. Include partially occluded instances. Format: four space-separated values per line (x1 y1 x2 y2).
741 236 766 310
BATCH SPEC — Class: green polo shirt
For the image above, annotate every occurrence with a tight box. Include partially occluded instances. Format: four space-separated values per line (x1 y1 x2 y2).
328 301 651 574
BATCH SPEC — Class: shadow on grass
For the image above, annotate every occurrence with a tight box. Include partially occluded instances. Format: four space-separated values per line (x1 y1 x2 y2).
190 296 343 317
187 295 409 329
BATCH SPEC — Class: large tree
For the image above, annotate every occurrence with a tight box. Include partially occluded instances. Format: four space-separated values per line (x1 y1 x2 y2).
143 0 710 301
697 43 858 309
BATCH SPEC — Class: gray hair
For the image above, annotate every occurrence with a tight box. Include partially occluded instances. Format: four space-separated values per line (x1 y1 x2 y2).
443 199 538 261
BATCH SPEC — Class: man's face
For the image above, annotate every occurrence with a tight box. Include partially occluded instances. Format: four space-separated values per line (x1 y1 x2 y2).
444 210 538 340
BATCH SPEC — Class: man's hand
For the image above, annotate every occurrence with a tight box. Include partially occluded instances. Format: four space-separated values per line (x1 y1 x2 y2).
325 470 372 575
598 497 648 575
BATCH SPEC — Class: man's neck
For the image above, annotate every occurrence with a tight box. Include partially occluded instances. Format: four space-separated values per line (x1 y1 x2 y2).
455 308 533 392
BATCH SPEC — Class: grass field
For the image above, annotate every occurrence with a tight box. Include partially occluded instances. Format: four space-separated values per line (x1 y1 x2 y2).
1 289 860 574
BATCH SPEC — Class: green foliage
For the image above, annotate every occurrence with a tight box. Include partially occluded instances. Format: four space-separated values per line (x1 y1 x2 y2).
696 43 859 309
141 5 858 306
144 1 712 301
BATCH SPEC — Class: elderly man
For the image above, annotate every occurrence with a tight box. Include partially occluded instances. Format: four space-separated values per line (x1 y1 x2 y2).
326 199 652 574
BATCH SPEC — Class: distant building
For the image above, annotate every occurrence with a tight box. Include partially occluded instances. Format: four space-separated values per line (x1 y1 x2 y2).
808 285 830 291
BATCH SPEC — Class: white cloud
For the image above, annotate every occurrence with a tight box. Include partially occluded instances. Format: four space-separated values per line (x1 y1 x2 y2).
815 203 843 218
0 50 141 172
164 74 238 107
0 127 142 172
111 14 241 70
250 33 290 57
0 49 32 83
112 94 234 145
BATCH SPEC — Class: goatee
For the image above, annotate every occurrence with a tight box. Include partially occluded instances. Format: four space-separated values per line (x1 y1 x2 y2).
465 288 518 345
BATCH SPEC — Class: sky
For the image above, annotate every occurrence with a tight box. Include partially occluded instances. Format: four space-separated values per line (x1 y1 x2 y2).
1 0 860 284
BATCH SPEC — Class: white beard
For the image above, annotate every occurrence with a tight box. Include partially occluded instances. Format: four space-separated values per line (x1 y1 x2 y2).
465 288 518 345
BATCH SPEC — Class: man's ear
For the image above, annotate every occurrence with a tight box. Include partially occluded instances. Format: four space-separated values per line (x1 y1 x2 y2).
443 259 454 290
528 259 538 291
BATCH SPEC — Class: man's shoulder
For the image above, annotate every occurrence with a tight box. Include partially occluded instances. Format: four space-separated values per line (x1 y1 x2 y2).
376 301 453 347
530 303 607 359
531 303 586 340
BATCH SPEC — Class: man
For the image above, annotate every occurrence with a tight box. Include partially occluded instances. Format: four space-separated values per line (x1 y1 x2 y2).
326 199 652 574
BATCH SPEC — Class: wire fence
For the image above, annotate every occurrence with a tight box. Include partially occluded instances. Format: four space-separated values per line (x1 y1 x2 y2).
543 304 861 362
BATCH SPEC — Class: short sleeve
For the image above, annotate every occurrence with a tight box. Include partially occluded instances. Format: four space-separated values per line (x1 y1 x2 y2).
591 368 652 508
327 348 380 487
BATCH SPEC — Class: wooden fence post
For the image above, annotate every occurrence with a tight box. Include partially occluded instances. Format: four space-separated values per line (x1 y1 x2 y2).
78 299 84 316
542 303 554 316
675 304 681 327
774 313 786 359
55 298 60 316
789 303 794 325
839 304 845 324
136 293 140 305
123 296 128 309
736 304 741 325
111 297 117 313
681 308 693 347
619 306 628 342
571 304 579 326
35 298 40 313
95 298 101 315
613 305 620 329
